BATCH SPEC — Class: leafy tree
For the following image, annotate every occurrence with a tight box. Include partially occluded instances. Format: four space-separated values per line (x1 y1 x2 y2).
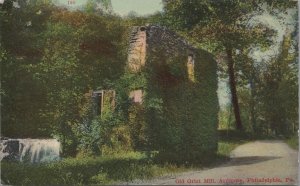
259 31 298 136
30 10 127 155
162 0 297 130
232 26 298 136
1 0 128 155
84 0 113 15
1 0 55 137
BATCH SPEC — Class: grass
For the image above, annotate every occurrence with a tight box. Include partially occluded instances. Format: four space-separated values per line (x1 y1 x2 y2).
1 152 190 185
215 139 249 165
285 134 298 150
1 142 243 186
213 129 253 166
217 141 241 157
217 129 252 155
1 131 250 185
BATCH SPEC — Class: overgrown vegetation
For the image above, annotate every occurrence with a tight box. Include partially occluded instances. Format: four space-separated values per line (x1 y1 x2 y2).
0 0 298 185
1 152 188 185
2 137 247 185
132 41 219 163
1 0 130 156
1 0 220 163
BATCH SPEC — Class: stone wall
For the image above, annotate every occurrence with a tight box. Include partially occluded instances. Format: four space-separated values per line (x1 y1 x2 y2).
127 26 147 72
128 25 196 69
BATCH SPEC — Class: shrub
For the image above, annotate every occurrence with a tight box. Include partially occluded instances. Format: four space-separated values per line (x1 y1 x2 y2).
1 152 188 185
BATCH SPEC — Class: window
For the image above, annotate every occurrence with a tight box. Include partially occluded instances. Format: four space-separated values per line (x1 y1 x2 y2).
92 90 115 116
187 54 195 82
129 89 143 103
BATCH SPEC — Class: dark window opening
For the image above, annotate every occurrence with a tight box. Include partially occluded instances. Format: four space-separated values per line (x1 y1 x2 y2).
140 27 146 31
92 90 103 116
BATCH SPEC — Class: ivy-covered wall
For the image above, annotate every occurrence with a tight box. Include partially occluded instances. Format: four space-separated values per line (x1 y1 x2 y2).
125 25 219 163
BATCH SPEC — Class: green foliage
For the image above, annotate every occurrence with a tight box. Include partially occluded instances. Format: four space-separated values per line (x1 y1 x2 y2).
217 142 239 158
162 0 292 51
1 1 128 155
0 0 56 137
285 134 298 150
233 32 298 137
162 0 297 133
218 106 236 130
1 138 243 185
84 0 112 15
127 43 219 163
73 109 132 156
127 104 148 150
2 1 296 175
217 129 253 162
1 152 189 185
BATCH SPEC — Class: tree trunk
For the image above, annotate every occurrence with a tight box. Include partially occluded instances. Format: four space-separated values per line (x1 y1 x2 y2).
226 47 243 130
249 71 257 132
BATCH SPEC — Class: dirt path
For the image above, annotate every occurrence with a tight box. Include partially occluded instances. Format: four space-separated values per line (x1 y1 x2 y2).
125 140 298 185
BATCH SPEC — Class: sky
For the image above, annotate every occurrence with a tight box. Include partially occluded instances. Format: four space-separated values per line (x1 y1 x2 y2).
111 0 162 16
55 0 163 16
248 7 298 64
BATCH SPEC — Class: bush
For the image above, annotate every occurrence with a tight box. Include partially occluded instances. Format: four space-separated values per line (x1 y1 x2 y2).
1 152 188 185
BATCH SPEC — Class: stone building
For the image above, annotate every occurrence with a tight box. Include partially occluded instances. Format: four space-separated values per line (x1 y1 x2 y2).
85 25 219 162
126 25 219 163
